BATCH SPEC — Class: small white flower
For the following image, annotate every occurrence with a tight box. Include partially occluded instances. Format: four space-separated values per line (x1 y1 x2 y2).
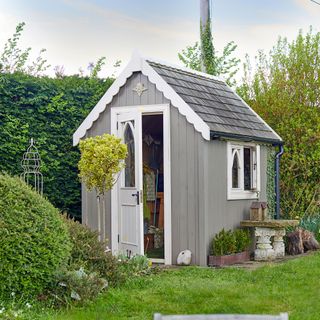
11 292 15 297
0 307 5 314
26 302 32 309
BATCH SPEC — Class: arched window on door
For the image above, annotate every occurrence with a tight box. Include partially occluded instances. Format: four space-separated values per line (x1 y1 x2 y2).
123 122 135 187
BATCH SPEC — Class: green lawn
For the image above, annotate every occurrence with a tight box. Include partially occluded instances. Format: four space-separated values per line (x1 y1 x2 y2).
37 252 320 320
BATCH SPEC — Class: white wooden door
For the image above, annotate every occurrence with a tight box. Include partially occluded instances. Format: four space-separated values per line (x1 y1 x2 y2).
117 111 143 258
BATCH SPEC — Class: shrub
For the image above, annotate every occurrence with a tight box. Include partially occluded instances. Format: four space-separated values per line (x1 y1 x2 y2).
211 228 251 256
211 229 236 256
50 268 108 307
234 229 251 253
62 216 124 287
78 134 127 195
117 254 152 278
299 215 320 242
0 174 71 299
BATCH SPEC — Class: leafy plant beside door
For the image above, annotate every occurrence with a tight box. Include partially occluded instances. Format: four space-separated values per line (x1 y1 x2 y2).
208 228 251 267
78 134 127 240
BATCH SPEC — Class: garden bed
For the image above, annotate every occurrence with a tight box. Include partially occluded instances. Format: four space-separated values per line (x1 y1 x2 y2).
208 251 250 267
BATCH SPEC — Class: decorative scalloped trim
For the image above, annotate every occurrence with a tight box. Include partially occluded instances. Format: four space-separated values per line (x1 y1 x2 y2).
141 60 210 139
73 53 210 145
73 57 142 145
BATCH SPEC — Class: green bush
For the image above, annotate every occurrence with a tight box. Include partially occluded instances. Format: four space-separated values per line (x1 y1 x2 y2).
299 215 320 242
234 229 251 253
117 254 153 278
62 216 124 287
50 268 108 307
211 228 251 256
0 174 71 299
211 229 236 256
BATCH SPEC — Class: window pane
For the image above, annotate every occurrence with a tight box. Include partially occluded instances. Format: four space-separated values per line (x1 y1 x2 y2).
124 123 135 187
232 151 239 188
244 147 251 190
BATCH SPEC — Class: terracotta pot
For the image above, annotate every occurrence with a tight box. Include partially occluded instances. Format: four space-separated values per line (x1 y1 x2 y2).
208 251 250 267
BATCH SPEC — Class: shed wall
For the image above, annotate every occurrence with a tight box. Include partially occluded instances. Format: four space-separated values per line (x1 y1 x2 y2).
82 71 169 249
170 107 207 266
204 141 268 262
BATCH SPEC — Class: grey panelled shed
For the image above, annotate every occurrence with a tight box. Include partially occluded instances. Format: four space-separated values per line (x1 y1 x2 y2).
73 52 282 266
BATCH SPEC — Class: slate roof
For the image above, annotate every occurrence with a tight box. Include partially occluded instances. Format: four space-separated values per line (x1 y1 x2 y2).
148 61 281 143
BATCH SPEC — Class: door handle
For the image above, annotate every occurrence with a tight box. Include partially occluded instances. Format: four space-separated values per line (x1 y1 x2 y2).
131 191 140 205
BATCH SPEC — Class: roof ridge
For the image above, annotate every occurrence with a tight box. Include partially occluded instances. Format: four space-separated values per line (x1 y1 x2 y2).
145 56 226 83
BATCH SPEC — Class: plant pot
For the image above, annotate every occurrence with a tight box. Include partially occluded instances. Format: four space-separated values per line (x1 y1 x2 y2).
208 251 250 267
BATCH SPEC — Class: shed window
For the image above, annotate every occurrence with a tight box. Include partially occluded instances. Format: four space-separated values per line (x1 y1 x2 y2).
228 142 260 200
231 148 241 189
123 122 135 187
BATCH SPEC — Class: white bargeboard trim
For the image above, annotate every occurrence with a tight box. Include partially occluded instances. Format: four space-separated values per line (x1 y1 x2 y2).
73 52 210 145
111 104 172 265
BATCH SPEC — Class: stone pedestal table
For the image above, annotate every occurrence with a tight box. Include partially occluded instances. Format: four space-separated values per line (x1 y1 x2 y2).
240 220 299 261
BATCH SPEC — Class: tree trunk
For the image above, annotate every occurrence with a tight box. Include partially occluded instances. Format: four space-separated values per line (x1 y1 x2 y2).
97 195 101 241
101 194 106 241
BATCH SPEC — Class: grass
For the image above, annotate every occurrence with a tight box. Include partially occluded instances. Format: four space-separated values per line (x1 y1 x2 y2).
27 252 320 320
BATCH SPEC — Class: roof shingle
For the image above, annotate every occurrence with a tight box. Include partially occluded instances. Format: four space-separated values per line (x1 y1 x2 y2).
148 61 281 143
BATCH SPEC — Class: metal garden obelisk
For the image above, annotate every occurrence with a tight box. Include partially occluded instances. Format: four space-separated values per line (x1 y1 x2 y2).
21 138 43 195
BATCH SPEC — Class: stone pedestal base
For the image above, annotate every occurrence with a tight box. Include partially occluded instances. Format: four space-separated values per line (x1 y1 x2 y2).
255 227 275 261
254 227 286 261
241 219 298 262
273 229 286 258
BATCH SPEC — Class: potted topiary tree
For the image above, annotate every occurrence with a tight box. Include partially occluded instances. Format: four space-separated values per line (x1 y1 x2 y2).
208 228 251 267
78 134 127 241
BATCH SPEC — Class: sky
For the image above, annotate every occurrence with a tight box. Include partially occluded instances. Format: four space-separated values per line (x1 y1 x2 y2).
0 0 320 78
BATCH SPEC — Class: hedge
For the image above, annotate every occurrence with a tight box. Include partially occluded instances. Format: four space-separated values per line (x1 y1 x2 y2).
0 73 113 219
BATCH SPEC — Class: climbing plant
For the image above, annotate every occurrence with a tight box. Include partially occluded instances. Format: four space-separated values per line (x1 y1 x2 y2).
178 20 240 86
266 146 276 219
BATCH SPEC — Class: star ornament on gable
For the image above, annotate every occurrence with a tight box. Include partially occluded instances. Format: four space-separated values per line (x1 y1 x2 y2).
132 82 148 97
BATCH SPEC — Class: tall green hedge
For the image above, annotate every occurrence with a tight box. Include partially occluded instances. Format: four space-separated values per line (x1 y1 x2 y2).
0 73 113 219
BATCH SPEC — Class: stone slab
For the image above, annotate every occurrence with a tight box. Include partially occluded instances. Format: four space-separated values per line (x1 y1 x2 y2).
240 220 299 229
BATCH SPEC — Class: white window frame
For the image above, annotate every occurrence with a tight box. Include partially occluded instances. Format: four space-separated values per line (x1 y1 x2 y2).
227 141 260 200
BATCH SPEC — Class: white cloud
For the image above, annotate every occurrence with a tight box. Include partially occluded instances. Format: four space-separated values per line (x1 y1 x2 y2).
1 0 319 80
294 0 320 16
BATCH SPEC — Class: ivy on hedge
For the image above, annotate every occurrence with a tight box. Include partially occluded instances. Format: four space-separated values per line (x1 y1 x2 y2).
0 72 113 219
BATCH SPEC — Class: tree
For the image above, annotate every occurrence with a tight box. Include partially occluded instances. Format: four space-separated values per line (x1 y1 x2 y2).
78 134 127 239
238 28 320 218
178 9 239 85
0 22 50 75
